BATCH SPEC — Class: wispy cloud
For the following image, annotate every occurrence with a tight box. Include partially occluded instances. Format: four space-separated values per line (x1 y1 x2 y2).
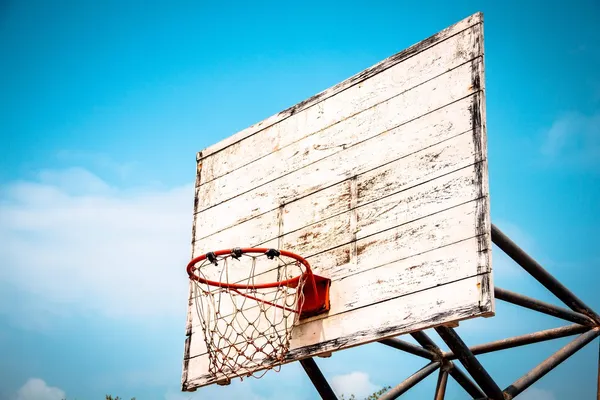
540 111 600 169
518 387 556 400
331 371 380 399
55 150 140 182
0 167 193 329
13 379 65 400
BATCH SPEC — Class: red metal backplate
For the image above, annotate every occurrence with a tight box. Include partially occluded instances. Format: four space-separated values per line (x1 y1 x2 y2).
299 274 331 319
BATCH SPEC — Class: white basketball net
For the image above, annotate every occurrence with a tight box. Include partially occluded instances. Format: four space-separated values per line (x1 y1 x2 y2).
189 250 307 382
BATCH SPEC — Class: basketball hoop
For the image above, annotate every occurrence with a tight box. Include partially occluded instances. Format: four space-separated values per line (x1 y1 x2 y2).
186 247 331 382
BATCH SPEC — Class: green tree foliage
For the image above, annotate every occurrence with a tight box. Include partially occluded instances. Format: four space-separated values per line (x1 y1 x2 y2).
340 386 392 400
61 396 136 400
61 387 391 400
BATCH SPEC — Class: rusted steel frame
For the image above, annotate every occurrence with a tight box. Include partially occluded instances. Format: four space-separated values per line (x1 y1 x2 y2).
434 368 449 400
442 324 590 360
448 364 486 399
410 331 485 398
504 329 600 399
410 331 443 355
379 337 437 360
434 326 504 400
299 358 338 400
495 287 596 326
379 361 440 400
409 330 487 399
491 224 600 324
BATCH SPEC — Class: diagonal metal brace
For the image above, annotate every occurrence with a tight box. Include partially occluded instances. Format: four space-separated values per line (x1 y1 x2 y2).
504 329 600 399
379 337 437 360
492 224 600 324
448 363 487 399
443 323 590 359
495 287 596 326
379 361 440 400
435 326 504 400
299 358 338 400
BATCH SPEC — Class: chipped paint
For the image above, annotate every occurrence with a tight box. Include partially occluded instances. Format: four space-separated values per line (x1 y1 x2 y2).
183 12 492 390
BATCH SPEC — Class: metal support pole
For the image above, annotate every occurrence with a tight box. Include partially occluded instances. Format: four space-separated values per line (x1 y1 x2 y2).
409 330 486 398
434 368 448 400
380 337 437 360
447 364 486 400
435 326 503 400
443 324 590 359
411 331 443 355
299 358 338 400
379 362 440 400
504 329 600 399
495 287 595 326
492 224 600 324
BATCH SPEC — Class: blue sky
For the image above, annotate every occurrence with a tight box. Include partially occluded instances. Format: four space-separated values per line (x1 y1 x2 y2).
1 1 599 399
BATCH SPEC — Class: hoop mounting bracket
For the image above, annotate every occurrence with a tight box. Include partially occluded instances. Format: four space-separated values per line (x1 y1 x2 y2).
299 274 331 319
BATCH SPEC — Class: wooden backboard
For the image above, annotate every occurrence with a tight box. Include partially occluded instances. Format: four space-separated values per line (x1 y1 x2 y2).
182 11 494 391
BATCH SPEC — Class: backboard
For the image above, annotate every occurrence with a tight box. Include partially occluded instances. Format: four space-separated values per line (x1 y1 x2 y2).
182 11 493 391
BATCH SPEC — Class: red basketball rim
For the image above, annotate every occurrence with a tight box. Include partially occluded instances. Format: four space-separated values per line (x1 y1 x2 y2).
186 247 314 290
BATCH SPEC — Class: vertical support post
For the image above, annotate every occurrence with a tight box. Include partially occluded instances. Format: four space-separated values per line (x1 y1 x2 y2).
299 358 338 400
435 326 503 400
434 368 449 400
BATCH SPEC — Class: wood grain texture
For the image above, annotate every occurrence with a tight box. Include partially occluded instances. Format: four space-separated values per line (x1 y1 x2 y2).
186 176 487 337
197 59 481 212
197 12 482 161
194 96 477 243
188 235 489 358
182 12 491 391
192 134 482 263
184 275 491 389
186 197 490 359
198 24 482 187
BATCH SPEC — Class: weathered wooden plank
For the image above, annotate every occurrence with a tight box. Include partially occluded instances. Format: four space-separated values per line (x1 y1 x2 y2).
187 236 489 358
183 12 491 391
312 198 488 280
198 59 481 211
184 274 492 388
199 24 483 191
197 13 482 164
193 96 477 243
193 164 483 281
188 198 487 331
282 165 482 255
470 51 493 314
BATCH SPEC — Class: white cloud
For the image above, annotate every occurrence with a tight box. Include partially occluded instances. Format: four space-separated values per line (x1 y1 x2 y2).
541 111 600 168
518 387 556 400
0 167 194 328
55 150 139 181
14 378 66 400
331 371 380 399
